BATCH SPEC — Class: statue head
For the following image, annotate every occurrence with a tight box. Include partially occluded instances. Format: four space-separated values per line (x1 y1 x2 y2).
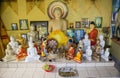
29 42 34 47
30 24 35 31
99 34 104 40
85 34 88 39
53 7 62 19
90 21 95 29
10 36 15 42
7 44 12 50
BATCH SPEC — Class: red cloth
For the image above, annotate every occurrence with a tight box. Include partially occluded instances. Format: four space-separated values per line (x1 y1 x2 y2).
16 47 27 60
88 28 98 46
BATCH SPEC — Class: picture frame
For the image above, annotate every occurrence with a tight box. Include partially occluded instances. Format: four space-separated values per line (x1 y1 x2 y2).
19 19 28 30
11 23 18 30
75 21 81 28
69 23 74 29
81 18 89 28
21 33 27 41
30 21 48 36
95 17 102 28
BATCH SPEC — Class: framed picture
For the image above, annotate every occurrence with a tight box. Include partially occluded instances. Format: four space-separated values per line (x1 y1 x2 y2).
30 21 48 36
81 18 89 28
19 19 28 30
75 21 81 28
69 23 74 29
21 33 27 41
11 23 18 30
95 17 102 28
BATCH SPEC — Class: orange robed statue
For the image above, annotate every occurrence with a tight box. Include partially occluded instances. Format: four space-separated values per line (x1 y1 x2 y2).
88 22 98 46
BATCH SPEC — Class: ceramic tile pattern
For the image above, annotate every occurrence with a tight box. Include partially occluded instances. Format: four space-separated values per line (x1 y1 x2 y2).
0 61 119 78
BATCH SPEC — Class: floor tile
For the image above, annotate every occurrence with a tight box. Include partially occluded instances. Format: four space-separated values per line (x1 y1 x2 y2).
87 67 97 70
78 70 88 77
87 70 100 77
96 66 106 70
34 66 45 78
44 72 56 78
1 71 15 78
22 68 35 78
98 69 111 77
0 62 8 68
12 71 25 78
8 62 18 68
77 67 86 71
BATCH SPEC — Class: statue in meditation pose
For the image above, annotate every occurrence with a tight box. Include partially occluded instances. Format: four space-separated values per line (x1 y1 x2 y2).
73 47 83 63
8 36 19 54
25 42 40 62
48 7 67 33
16 45 27 61
2 44 16 62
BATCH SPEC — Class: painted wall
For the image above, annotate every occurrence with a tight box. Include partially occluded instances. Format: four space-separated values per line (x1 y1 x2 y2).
0 0 112 38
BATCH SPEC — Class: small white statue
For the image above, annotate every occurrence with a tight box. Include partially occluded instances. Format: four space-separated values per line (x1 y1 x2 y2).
8 36 19 54
83 34 91 52
78 40 84 50
25 42 40 62
99 34 105 49
2 44 16 62
102 48 110 61
86 46 92 61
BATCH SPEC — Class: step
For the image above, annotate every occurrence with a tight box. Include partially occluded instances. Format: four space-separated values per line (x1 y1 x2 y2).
0 60 114 68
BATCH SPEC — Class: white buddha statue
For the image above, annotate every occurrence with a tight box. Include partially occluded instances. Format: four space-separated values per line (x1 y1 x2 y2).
2 44 16 62
102 48 110 61
99 34 105 49
8 36 19 54
25 42 40 62
86 46 92 61
27 25 37 42
83 34 91 52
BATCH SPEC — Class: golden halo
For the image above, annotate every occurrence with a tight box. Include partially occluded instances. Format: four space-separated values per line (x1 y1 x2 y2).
47 1 68 19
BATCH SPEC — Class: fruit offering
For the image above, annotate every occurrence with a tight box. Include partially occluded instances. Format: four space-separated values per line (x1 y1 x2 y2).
42 64 55 72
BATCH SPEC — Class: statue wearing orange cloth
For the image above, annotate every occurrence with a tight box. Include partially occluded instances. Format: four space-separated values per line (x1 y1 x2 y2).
73 47 83 63
66 46 75 60
16 45 27 61
88 22 98 46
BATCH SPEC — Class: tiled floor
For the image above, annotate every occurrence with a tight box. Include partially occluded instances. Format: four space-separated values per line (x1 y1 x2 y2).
0 59 119 78
0 66 119 78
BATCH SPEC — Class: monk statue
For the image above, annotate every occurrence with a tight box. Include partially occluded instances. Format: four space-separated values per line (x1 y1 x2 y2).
48 7 67 33
88 22 98 46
